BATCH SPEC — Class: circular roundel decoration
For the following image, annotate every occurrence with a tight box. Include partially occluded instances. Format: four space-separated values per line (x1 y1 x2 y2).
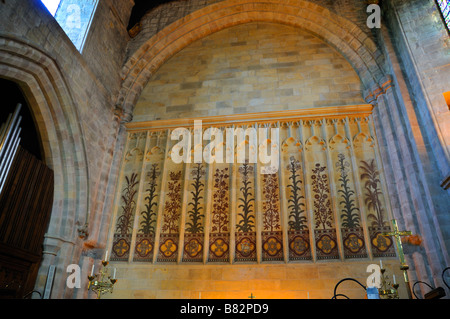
113 238 130 257
316 234 337 255
289 236 309 256
236 237 256 257
135 238 153 257
263 236 282 256
184 238 203 258
160 238 178 257
344 233 364 253
372 232 392 252
210 238 229 258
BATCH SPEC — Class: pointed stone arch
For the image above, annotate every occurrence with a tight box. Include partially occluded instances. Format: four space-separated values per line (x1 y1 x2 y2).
0 35 89 296
117 0 385 119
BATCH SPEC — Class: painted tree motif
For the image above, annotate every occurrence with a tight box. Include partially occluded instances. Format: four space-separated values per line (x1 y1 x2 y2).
139 164 159 235
360 159 385 227
287 156 307 231
262 173 281 232
211 167 230 233
185 163 205 234
116 173 139 235
311 163 333 230
162 171 182 234
236 161 255 233
336 153 360 228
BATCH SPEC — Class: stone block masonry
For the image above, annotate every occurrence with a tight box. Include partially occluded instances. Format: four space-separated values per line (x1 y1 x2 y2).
133 23 365 121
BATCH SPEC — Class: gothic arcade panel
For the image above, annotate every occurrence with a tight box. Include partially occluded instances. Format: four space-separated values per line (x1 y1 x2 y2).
235 159 257 262
182 163 207 262
328 120 367 259
157 137 185 263
208 162 231 262
352 118 395 257
109 107 395 264
304 120 339 260
133 132 166 262
111 132 146 261
281 132 312 261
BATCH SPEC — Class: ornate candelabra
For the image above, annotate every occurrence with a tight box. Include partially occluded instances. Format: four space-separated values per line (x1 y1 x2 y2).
87 255 117 299
378 266 399 299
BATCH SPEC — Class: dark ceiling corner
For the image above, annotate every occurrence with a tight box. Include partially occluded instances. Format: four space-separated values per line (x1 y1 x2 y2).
127 0 177 30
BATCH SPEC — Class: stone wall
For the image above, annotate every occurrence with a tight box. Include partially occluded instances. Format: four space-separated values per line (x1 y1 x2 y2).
380 0 450 274
0 0 133 298
133 23 364 121
106 260 408 299
126 0 378 62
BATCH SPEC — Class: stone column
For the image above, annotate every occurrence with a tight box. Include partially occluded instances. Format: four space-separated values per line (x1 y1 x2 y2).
33 236 62 298
365 75 449 292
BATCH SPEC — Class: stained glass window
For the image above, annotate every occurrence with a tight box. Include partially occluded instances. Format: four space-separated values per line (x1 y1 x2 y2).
437 0 450 30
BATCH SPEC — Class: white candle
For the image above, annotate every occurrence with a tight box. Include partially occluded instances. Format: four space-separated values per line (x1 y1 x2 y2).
393 274 396 284
91 264 94 276
380 260 383 269
113 268 116 279
104 250 108 262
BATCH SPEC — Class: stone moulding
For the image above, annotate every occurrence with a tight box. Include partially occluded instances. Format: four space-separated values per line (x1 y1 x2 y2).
125 104 374 132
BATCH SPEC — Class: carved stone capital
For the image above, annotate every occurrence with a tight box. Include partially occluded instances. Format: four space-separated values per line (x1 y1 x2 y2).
113 105 133 124
42 235 63 257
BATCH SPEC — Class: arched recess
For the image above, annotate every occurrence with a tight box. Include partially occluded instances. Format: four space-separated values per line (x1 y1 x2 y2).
0 35 89 295
117 0 386 118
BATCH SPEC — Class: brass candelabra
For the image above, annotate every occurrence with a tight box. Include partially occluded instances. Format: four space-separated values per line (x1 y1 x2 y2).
87 259 117 299
378 267 399 299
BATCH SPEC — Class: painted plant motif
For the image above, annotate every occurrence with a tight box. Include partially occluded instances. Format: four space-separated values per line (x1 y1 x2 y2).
211 167 230 233
261 167 283 261
236 161 255 233
336 153 360 228
185 163 205 234
262 173 281 231
287 156 307 231
360 159 386 227
162 171 182 234
311 163 333 229
116 172 139 235
139 164 159 235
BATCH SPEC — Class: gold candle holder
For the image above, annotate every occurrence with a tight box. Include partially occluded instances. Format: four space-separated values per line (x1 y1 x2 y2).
378 268 399 299
87 260 117 299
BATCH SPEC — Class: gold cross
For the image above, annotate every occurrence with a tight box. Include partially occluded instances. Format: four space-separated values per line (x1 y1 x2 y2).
381 219 411 269
248 293 255 299
382 219 413 299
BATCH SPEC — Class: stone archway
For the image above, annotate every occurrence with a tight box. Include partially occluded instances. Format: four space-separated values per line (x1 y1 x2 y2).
117 0 386 118
0 35 89 297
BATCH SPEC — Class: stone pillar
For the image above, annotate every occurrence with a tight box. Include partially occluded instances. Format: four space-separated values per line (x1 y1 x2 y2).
33 236 62 298
365 76 449 292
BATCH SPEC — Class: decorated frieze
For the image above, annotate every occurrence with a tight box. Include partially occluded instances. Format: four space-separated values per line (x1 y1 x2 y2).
109 106 395 263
